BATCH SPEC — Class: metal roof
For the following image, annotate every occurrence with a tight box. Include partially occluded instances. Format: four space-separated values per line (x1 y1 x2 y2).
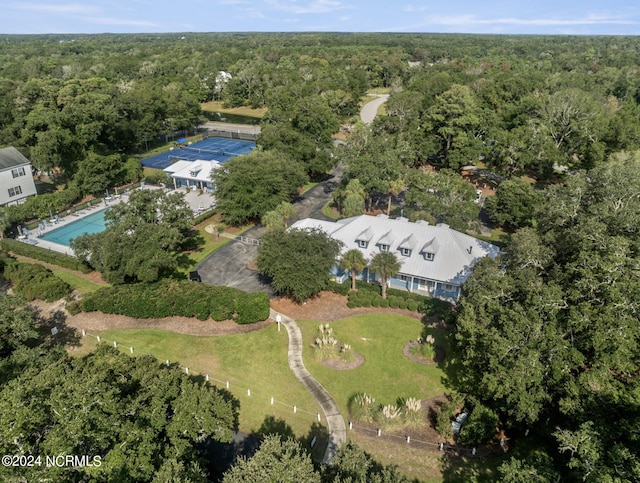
291 214 500 285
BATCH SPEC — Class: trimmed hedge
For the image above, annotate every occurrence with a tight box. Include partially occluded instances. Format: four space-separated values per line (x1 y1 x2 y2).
80 280 269 323
235 291 270 324
3 261 71 302
344 282 453 319
193 209 217 225
1 239 92 273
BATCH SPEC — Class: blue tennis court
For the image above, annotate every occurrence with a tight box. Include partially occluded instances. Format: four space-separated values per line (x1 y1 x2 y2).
40 209 108 247
141 137 256 169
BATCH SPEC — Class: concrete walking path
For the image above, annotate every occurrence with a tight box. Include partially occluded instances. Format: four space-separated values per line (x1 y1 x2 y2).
271 309 346 464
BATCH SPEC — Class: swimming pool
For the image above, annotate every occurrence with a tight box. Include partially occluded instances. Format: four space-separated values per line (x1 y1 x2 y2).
40 209 108 247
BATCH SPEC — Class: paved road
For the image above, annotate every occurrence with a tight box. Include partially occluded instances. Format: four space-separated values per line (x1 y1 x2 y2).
360 94 389 124
273 309 346 464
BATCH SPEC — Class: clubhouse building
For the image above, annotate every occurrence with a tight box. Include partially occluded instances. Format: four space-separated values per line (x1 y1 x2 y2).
290 214 500 301
163 159 220 192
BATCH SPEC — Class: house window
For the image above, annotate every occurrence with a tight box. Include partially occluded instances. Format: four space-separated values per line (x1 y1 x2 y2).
424 251 434 261
401 248 411 256
357 240 368 248
11 167 26 178
397 274 411 282
443 284 456 292
8 186 22 197
379 244 389 252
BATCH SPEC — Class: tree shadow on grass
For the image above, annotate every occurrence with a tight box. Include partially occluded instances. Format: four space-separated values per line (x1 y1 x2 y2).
29 306 81 349
440 451 504 483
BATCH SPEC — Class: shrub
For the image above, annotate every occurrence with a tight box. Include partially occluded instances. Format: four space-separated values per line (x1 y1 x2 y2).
388 296 399 309
4 262 71 302
79 280 263 322
348 392 377 423
402 397 423 427
327 279 350 296
314 323 339 360
193 209 216 225
398 299 408 310
379 298 389 308
410 341 436 361
1 239 92 273
407 300 419 311
235 291 270 324
144 169 170 185
347 300 356 309
457 400 499 446
65 300 82 315
371 297 381 307
435 393 466 440
6 185 81 222
376 404 403 430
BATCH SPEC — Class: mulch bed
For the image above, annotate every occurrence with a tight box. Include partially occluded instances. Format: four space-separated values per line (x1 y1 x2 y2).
27 299 273 337
271 291 430 323
317 350 365 370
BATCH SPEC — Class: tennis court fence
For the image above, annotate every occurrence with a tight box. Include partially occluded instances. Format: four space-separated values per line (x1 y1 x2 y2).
202 129 258 142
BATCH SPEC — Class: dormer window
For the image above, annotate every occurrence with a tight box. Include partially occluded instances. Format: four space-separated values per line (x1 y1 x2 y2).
358 240 368 248
424 252 434 261
401 248 411 257
380 244 389 252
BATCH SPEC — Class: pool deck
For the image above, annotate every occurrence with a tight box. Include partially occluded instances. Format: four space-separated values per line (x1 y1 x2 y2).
16 186 216 257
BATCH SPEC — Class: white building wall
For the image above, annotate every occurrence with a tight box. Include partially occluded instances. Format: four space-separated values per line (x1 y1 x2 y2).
0 163 37 206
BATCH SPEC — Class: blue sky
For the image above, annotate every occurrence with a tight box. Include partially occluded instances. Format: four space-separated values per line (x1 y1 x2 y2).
1 1 639 35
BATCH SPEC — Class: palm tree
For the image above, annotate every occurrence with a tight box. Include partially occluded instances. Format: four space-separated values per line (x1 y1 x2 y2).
339 249 368 291
370 251 401 299
386 177 405 216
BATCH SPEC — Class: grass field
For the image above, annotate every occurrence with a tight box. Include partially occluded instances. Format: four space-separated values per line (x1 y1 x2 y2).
50 269 104 294
69 324 328 461
201 101 267 118
67 311 501 480
298 314 448 419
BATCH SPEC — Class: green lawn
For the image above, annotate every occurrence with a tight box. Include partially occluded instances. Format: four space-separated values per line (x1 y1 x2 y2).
69 324 328 460
50 269 104 294
298 314 448 418
67 311 500 480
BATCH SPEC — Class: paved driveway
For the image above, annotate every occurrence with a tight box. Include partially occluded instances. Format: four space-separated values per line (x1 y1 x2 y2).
195 225 271 295
196 165 344 295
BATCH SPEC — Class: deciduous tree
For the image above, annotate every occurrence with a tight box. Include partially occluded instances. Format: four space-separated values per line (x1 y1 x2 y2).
257 228 342 302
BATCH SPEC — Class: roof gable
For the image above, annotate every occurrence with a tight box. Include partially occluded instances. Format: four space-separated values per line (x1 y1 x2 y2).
0 147 32 171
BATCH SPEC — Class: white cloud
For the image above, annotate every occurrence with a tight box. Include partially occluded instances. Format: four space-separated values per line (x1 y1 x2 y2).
79 16 158 27
427 13 638 28
404 4 427 13
10 2 101 14
263 0 346 15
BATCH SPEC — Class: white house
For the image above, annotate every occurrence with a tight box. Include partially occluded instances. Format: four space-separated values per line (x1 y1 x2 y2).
290 214 500 301
0 147 37 207
163 159 221 192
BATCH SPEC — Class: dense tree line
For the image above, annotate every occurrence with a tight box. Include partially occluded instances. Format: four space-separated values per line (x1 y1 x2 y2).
0 292 239 482
454 157 640 481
